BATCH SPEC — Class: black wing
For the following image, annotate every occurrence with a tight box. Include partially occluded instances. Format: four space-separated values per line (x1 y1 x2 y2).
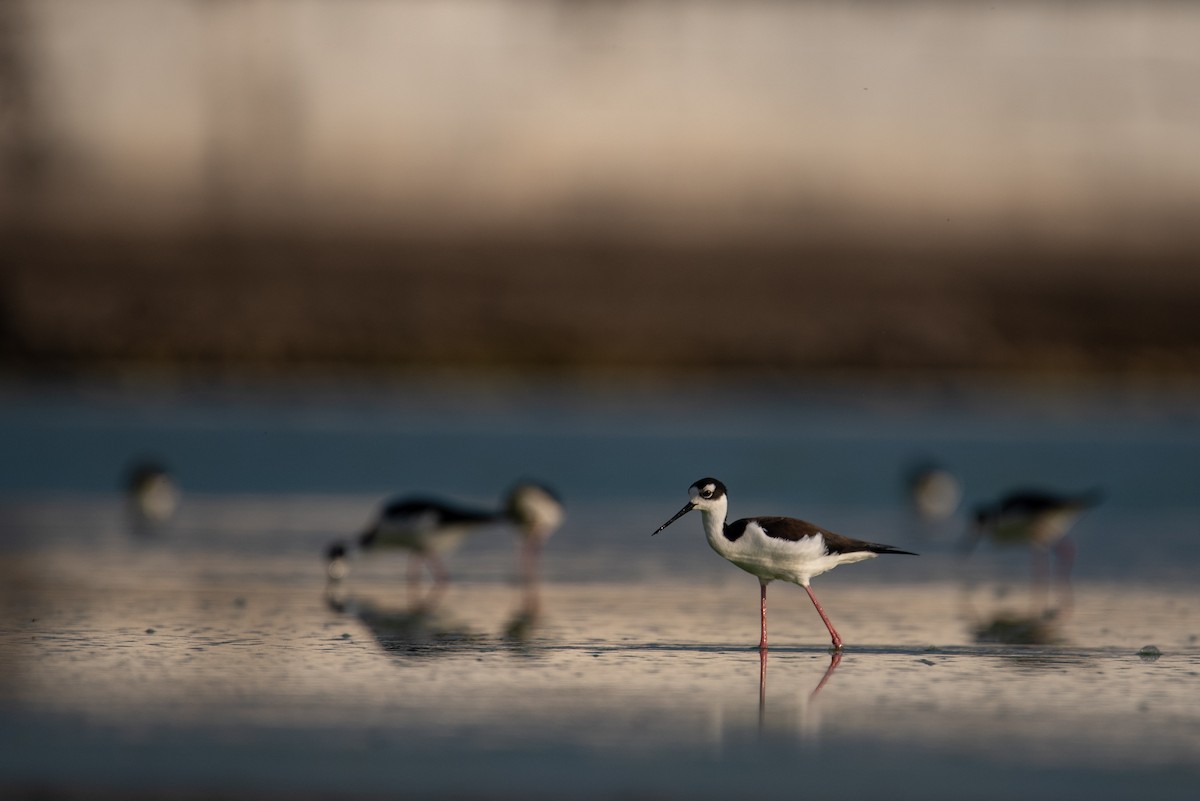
998 489 1104 516
380 497 499 526
730 515 917 556
729 515 824 543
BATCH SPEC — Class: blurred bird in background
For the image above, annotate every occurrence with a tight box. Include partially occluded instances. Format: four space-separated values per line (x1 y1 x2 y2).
964 487 1104 614
326 482 564 595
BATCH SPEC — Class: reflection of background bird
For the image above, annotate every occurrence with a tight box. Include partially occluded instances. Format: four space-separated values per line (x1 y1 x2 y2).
327 482 564 586
654 477 916 651
124 460 180 524
905 461 962 522
964 487 1104 612
325 589 484 656
971 612 1064 646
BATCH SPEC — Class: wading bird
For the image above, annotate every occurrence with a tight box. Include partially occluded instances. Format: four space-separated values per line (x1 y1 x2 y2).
653 478 916 651
327 482 564 588
964 487 1102 611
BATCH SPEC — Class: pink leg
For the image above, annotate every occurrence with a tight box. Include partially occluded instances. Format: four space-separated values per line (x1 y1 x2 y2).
803 584 844 651
1053 537 1076 613
406 556 423 604
427 553 450 585
414 554 449 609
758 581 769 651
1030 546 1051 614
520 539 542 585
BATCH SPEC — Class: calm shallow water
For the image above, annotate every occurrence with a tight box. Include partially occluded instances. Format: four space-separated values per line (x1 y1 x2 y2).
2 376 1199 799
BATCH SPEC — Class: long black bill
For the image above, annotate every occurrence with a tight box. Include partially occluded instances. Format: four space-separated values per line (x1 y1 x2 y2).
652 502 695 535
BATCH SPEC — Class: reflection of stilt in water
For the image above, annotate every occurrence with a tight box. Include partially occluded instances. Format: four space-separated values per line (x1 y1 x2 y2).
324 585 483 656
758 649 842 739
503 579 543 644
809 650 842 700
758 648 767 731
972 611 1064 645
957 580 1068 645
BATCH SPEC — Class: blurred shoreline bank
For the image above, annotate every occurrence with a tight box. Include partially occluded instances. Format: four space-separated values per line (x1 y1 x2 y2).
2 229 1199 380
4 0 1199 381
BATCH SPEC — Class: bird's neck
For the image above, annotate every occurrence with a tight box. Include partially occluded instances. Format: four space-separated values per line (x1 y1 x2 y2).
699 502 729 550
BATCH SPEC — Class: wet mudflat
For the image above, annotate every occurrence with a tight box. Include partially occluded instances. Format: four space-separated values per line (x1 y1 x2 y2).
1 498 1198 801
2 376 1199 799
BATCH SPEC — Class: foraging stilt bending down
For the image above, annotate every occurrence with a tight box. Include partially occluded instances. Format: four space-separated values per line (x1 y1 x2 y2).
965 488 1102 564
653 478 917 651
326 482 563 586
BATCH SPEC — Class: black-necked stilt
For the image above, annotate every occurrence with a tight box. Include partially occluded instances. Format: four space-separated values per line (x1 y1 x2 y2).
964 487 1102 609
967 489 1103 553
326 482 564 585
125 460 180 523
653 478 917 651
906 461 962 522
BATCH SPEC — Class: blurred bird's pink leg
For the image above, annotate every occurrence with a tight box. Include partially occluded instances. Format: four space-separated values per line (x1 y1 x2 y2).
1030 547 1052 614
1053 537 1077 612
427 553 450 585
520 539 542 585
406 556 423 603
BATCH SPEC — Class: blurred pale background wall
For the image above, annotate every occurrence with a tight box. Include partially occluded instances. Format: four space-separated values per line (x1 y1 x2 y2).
2 0 1198 374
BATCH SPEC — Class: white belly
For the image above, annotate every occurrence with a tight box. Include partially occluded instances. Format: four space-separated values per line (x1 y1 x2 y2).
708 519 878 585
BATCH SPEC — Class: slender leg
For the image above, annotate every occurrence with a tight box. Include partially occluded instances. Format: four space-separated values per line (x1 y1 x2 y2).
1052 537 1076 614
1030 546 1051 615
758 581 769 651
803 584 844 651
417 554 450 609
520 538 541 586
406 556 423 604
427 553 450 585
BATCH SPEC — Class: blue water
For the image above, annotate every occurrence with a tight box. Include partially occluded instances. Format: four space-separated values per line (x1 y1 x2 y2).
3 374 1200 801
5 375 1199 501
3 374 1198 575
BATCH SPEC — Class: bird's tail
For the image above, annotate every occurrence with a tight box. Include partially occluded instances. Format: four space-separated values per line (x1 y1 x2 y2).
869 542 919 556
